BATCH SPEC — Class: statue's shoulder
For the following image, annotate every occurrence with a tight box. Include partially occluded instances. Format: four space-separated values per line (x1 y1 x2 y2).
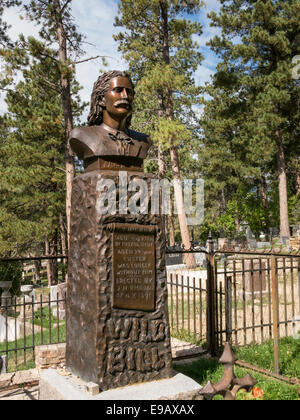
69 126 104 160
70 126 101 142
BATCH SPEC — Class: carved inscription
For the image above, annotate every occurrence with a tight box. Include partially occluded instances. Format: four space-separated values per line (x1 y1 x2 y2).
106 318 167 375
107 346 165 374
111 224 156 311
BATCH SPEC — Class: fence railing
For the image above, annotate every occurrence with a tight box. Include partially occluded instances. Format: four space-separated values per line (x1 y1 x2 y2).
166 240 300 374
0 292 66 373
0 255 67 373
214 253 300 348
167 272 207 343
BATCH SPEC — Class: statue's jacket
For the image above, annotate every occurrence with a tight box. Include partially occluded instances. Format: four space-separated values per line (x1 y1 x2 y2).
69 124 152 160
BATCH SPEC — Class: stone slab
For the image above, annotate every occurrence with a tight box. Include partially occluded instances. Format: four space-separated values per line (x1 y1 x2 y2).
0 385 39 401
39 369 202 401
171 338 205 359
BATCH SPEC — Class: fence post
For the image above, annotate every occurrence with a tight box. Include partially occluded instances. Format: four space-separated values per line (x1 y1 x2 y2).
298 258 300 314
271 255 279 375
225 276 233 343
206 233 217 356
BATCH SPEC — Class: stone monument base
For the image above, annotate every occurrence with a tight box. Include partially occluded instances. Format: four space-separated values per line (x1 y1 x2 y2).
39 369 202 401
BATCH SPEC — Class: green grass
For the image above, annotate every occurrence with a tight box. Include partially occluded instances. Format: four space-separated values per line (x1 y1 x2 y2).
171 328 207 348
33 306 60 328
174 358 299 400
171 331 300 399
235 337 300 379
172 329 300 380
0 324 66 372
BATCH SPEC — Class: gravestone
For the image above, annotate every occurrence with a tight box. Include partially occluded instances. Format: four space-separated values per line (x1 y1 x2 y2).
66 71 173 392
0 355 6 374
50 285 58 308
194 252 207 268
218 238 229 250
165 253 183 266
241 260 267 301
256 242 271 249
247 239 257 249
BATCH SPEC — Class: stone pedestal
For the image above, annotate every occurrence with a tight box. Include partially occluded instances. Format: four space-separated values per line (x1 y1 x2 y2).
39 369 202 401
0 281 12 310
66 171 173 391
18 285 34 322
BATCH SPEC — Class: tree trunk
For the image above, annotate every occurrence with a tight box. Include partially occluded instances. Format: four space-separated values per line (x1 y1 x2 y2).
259 176 267 208
59 213 67 282
33 260 41 287
54 0 75 252
45 237 58 287
234 211 240 234
169 196 175 246
295 158 300 196
276 131 290 241
160 0 196 268
59 213 67 256
170 146 196 267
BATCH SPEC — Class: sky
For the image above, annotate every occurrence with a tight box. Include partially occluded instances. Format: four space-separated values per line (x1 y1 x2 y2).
1 0 221 120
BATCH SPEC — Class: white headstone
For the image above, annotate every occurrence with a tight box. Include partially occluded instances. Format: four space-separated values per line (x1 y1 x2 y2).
0 355 7 374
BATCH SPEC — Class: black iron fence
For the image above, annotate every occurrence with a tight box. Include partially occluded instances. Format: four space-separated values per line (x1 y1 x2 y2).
214 252 300 349
0 256 67 373
166 239 300 375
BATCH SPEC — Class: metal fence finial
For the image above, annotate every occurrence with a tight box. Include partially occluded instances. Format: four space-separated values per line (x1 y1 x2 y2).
200 342 257 400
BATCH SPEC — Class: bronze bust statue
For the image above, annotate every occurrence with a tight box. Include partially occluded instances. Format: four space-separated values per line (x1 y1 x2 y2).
69 71 152 172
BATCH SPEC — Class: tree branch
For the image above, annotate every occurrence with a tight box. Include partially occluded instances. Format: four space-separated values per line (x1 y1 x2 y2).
72 55 111 65
60 0 72 15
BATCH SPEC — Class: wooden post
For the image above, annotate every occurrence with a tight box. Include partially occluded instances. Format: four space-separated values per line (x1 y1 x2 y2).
271 255 279 375
207 234 217 356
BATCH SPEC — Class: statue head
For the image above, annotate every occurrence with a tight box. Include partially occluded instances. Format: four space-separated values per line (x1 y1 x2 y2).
87 70 135 128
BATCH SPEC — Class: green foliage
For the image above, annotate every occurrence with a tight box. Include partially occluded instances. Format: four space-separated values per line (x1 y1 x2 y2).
289 194 300 225
0 0 86 256
0 1 87 256
0 0 21 47
114 0 204 166
0 260 22 295
0 50 67 254
200 0 300 236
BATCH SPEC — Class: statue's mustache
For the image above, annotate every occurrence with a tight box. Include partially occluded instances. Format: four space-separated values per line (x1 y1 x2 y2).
114 100 131 108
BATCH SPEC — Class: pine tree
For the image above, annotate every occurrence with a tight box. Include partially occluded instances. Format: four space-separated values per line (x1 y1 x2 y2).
205 0 300 241
0 43 84 260
0 0 20 47
115 0 204 267
18 0 86 247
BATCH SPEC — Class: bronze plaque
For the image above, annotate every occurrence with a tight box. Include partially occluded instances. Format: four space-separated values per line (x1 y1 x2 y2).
109 224 156 311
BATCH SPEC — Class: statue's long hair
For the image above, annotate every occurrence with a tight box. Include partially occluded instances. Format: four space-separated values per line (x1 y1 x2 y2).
87 70 135 127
